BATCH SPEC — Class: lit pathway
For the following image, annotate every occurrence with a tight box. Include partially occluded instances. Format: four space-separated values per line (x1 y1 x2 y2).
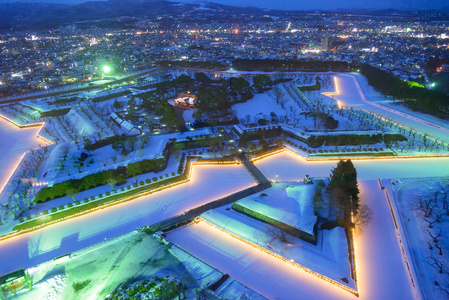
167 221 352 300
255 151 449 181
333 75 449 141
0 164 256 274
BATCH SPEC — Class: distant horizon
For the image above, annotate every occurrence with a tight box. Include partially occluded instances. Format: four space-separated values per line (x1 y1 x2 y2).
0 0 448 11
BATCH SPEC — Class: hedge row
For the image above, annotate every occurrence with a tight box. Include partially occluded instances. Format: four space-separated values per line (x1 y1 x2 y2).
248 145 282 157
178 153 186 174
306 133 407 148
286 139 389 154
34 157 167 203
48 97 78 106
84 134 126 151
40 108 71 118
34 141 174 203
232 202 317 245
282 129 407 149
174 136 220 150
298 78 321 91
239 126 283 147
15 173 189 231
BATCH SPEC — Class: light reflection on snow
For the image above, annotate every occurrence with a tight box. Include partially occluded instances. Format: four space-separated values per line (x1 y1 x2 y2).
0 164 255 274
255 151 449 181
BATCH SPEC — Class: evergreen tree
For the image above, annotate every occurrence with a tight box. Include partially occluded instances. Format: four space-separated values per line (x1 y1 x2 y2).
328 159 360 226
113 99 122 109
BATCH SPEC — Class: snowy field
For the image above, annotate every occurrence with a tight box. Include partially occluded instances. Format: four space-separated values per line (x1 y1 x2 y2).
166 221 353 300
392 177 449 300
14 231 192 299
0 117 46 203
0 164 256 274
165 179 416 300
356 180 416 300
255 150 449 181
199 205 354 289
235 182 317 235
232 89 297 121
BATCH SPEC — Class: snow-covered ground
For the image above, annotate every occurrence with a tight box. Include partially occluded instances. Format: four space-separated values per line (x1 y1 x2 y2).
12 230 222 300
167 220 353 299
198 204 354 289
334 74 449 142
391 177 449 300
255 150 449 181
232 88 297 121
353 73 449 132
0 164 256 274
165 179 416 300
0 117 46 204
234 182 317 235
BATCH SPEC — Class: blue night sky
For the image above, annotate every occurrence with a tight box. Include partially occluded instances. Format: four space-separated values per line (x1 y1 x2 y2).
0 0 447 10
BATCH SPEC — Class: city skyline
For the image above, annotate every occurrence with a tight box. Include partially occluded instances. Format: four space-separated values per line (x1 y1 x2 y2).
0 0 448 11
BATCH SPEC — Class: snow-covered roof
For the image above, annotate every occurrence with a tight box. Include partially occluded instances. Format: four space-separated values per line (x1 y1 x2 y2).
235 183 317 235
174 93 196 106
110 112 141 135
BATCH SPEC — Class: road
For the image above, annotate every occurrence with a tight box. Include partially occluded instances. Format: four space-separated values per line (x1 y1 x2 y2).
333 74 449 142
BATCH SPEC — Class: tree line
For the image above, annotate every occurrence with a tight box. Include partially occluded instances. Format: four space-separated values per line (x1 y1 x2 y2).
359 64 449 119
195 76 256 116
232 59 354 72
158 60 228 70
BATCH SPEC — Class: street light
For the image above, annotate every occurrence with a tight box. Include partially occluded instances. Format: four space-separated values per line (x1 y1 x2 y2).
102 65 111 75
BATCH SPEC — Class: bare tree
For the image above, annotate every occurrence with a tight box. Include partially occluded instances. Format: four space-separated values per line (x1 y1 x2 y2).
420 213 444 228
427 229 443 243
66 187 79 202
106 177 117 190
429 255 446 273
435 243 444 256
437 282 449 297
266 225 289 243
410 195 437 218
353 204 373 231
270 86 286 106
